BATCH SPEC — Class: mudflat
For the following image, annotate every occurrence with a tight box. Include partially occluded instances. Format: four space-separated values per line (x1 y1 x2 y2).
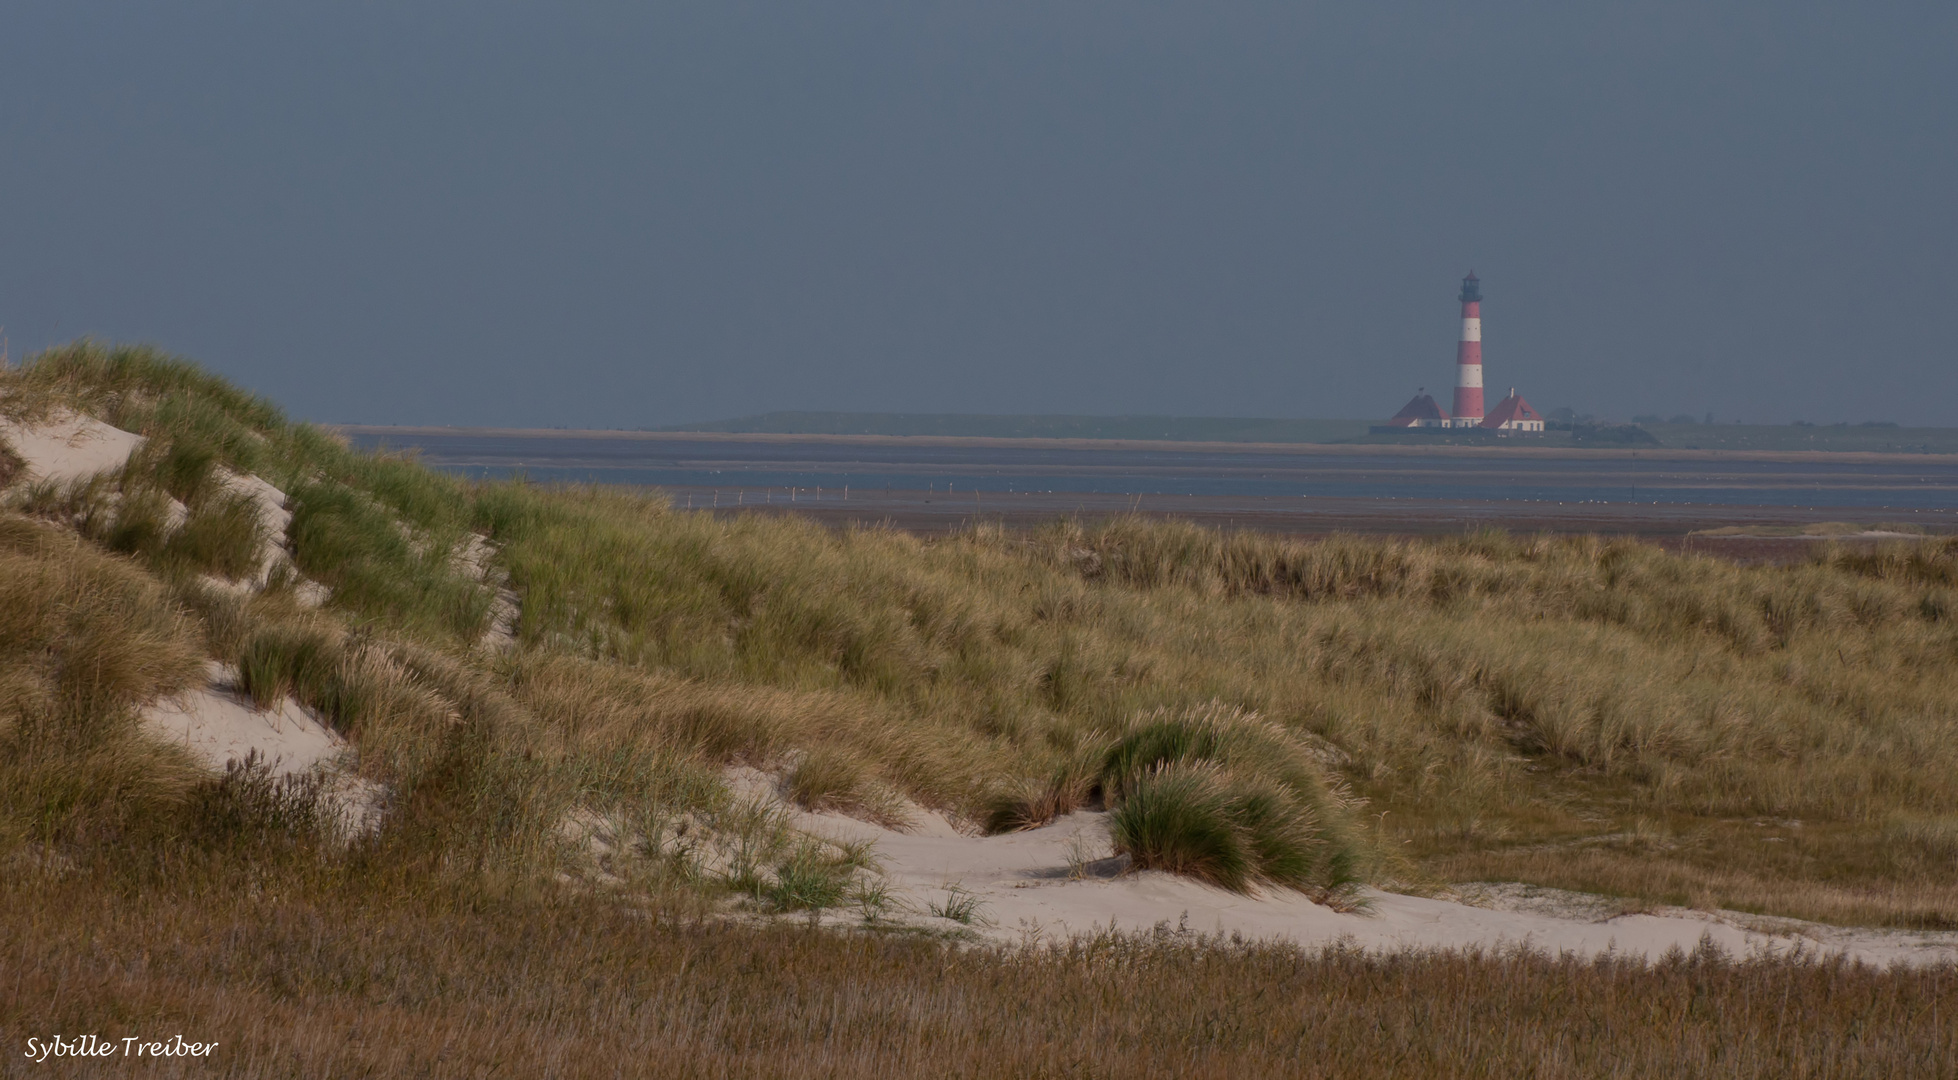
339 426 1958 554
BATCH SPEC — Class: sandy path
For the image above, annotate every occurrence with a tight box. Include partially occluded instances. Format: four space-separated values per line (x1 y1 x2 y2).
770 790 1958 965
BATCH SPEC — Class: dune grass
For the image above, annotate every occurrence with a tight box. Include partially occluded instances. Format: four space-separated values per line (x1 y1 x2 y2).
0 515 210 849
9 340 491 637
465 480 1958 923
983 703 1365 895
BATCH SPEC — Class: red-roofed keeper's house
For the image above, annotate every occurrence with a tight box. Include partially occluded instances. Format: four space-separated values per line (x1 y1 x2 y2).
1386 391 1451 429
1480 389 1544 433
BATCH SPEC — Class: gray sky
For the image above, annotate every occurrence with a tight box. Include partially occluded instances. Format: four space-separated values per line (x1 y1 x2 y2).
2 2 1953 427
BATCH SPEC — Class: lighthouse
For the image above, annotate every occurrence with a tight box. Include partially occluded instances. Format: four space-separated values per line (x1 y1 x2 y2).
1374 270 1543 437
1451 272 1484 426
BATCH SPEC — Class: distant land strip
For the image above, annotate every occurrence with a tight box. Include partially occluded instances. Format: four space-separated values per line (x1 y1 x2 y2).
331 425 1958 467
660 412 1958 454
666 413 1372 444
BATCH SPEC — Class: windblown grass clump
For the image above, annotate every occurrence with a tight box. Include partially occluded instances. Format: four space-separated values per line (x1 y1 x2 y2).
983 702 1363 895
1101 705 1358 895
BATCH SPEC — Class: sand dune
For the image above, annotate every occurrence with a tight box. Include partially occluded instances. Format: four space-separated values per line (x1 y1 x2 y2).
2 413 370 823
737 771 1958 965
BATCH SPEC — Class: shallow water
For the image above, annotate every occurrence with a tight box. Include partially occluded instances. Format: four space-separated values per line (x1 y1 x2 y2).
344 430 1958 511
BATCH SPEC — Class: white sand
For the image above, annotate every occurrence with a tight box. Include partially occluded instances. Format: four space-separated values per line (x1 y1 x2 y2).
0 410 145 485
453 533 520 650
212 467 297 588
731 773 1958 965
142 664 349 780
140 663 384 835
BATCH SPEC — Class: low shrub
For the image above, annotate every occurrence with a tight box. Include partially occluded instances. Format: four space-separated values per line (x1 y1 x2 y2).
185 750 332 853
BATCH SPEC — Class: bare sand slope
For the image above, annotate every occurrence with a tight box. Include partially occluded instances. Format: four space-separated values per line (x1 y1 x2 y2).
141 663 384 834
0 410 145 484
142 664 348 780
733 773 1958 965
213 467 300 589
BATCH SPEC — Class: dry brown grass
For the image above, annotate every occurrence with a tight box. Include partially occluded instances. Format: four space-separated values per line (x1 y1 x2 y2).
1422 816 1958 929
3 867 1952 1080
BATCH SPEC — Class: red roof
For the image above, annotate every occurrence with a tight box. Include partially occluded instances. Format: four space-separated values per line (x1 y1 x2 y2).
1480 392 1543 428
1388 393 1450 426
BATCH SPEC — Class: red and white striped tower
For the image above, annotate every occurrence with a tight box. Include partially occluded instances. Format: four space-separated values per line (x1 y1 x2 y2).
1451 271 1484 425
